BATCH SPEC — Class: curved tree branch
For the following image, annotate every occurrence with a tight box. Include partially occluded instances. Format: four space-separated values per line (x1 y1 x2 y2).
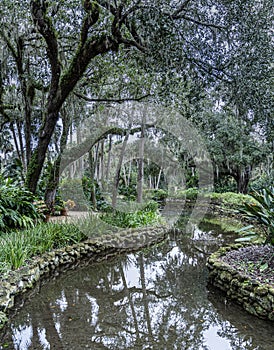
74 91 151 103
30 0 61 95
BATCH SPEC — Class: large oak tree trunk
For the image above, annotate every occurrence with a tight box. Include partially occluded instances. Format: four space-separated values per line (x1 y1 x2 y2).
24 0 144 194
26 110 59 193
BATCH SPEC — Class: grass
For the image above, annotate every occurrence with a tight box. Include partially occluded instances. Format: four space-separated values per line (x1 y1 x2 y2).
0 222 86 274
0 206 164 274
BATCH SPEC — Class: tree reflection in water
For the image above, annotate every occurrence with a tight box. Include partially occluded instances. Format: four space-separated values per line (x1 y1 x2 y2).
1 225 273 350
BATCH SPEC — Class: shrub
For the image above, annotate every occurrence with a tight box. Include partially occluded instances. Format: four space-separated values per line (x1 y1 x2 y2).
173 187 199 200
208 192 254 209
101 200 163 228
238 187 274 245
144 189 168 204
0 178 40 232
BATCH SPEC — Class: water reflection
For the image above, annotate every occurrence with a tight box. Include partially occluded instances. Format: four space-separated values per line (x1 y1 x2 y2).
1 224 273 349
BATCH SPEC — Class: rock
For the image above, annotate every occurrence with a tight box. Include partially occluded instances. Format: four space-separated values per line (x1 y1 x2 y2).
207 243 274 322
254 286 269 296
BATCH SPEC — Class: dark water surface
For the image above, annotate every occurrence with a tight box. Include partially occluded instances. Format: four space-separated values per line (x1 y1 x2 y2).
1 222 273 349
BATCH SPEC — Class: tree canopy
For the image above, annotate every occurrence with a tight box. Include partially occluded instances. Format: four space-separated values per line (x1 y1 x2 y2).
0 0 273 196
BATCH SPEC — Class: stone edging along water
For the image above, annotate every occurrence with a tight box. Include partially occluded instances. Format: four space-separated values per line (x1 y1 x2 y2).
207 243 274 322
0 226 168 330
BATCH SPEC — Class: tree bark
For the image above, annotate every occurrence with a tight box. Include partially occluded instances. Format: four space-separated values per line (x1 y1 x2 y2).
26 110 60 193
88 148 97 209
137 121 145 203
112 127 131 208
236 168 251 194
25 0 126 194
44 110 70 208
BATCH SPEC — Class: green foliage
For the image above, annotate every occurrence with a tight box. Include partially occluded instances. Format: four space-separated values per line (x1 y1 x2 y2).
214 176 238 193
173 188 199 201
101 201 163 228
144 189 168 205
209 192 254 210
0 223 86 273
0 177 40 232
250 173 274 192
118 183 137 201
2 158 24 182
82 175 112 211
238 187 274 245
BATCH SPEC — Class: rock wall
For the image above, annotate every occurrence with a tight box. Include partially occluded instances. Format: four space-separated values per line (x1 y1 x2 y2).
207 244 274 322
0 226 168 330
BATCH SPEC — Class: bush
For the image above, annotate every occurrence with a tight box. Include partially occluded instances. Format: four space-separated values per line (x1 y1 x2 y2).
118 182 137 201
250 173 274 191
214 176 238 193
238 187 274 245
208 192 254 209
101 200 163 228
144 189 168 204
0 178 40 232
173 187 199 200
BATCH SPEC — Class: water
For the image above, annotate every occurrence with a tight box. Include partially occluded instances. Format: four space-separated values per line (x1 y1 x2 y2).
1 220 273 349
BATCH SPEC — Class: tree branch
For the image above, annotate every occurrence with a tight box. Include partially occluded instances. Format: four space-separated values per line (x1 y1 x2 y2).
57 36 119 111
172 0 192 18
30 0 61 94
60 123 156 172
74 92 151 103
119 37 147 52
81 1 100 44
172 14 225 30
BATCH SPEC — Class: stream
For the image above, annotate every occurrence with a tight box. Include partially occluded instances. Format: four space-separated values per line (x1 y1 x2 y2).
0 219 273 349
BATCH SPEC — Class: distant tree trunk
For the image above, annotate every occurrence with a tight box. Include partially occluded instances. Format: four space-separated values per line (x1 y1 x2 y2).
15 120 27 171
10 122 21 162
235 167 251 194
105 135 112 181
156 168 162 190
112 128 131 208
137 121 145 203
88 148 97 209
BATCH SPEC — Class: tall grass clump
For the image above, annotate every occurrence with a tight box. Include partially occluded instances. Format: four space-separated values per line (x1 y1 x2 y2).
0 223 86 273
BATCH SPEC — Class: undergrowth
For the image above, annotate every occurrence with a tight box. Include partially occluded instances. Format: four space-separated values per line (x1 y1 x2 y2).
0 223 86 273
